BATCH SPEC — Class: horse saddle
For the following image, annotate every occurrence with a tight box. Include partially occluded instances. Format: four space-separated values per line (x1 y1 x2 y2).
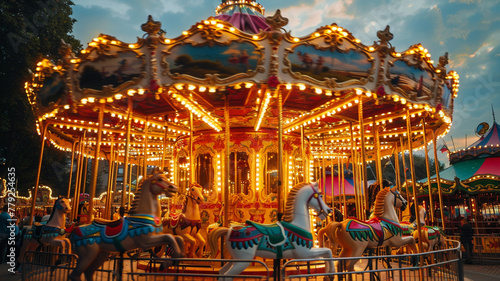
28 224 63 240
346 218 384 244
164 213 182 229
93 217 126 238
246 220 286 246
424 226 440 240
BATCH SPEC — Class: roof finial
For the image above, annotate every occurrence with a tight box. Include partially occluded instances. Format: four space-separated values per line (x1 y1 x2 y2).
492 104 496 123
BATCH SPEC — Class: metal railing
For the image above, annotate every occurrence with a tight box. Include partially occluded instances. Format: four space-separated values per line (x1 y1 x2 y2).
282 239 463 281
22 241 463 281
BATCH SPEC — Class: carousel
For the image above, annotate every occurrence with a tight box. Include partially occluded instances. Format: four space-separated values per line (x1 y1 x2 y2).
21 0 461 278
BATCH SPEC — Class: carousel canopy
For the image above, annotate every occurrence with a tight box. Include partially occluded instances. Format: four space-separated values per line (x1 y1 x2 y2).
25 1 458 166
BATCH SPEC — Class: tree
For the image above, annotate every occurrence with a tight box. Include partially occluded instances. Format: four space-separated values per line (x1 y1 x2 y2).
0 0 81 196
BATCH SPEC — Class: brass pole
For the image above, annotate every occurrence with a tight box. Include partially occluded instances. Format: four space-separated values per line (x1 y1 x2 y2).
332 156 335 209
406 110 424 258
224 92 230 227
394 143 402 221
321 135 326 198
400 136 411 203
432 131 446 230
373 117 383 186
72 133 85 222
358 99 368 220
277 88 284 220
29 122 48 225
122 98 133 209
143 119 149 177
301 126 307 182
66 140 77 198
349 122 355 218
422 119 434 223
105 138 115 219
190 112 194 183
88 104 104 220
394 143 401 191
81 154 88 198
162 123 169 171
341 157 346 217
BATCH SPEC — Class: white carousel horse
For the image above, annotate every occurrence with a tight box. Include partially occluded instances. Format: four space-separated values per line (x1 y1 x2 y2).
68 172 185 281
19 196 72 264
208 182 334 279
163 182 206 257
321 186 417 274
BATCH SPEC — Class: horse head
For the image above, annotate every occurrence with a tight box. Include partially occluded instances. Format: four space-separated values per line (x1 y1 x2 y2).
147 172 179 197
390 187 407 211
187 183 205 204
55 196 72 213
307 182 332 220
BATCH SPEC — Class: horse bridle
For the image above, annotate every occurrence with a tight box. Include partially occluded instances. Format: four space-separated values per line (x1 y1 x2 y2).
391 189 406 210
307 184 329 217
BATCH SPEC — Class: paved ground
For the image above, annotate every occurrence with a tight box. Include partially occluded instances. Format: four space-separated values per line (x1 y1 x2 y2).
1 258 499 280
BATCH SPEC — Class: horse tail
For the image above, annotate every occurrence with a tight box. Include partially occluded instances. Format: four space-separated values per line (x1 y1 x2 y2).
318 225 327 248
207 227 228 258
322 221 342 256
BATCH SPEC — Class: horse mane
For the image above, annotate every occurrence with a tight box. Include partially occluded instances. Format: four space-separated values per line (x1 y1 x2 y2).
47 198 58 222
283 182 308 223
48 196 66 221
129 176 146 215
372 187 390 218
367 183 381 212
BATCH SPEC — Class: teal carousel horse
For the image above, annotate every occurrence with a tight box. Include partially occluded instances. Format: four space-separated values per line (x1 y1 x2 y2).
68 172 185 281
208 182 334 279
19 196 72 265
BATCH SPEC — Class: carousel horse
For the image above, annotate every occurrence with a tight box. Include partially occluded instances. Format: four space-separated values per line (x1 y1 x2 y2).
322 186 417 274
163 182 206 258
208 182 334 279
19 196 72 264
68 172 185 281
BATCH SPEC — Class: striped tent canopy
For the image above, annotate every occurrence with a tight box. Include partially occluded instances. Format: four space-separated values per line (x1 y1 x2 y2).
215 0 270 34
418 119 500 195
319 175 375 197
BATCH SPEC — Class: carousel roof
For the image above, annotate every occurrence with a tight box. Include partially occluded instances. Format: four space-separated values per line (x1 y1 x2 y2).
25 1 459 165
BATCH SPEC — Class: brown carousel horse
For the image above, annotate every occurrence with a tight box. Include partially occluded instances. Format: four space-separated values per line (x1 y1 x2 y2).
19 196 72 265
163 182 206 257
321 186 417 274
68 172 185 281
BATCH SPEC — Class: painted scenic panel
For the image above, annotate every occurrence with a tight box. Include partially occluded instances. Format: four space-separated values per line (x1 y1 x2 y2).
78 52 144 90
389 60 434 98
39 72 66 107
289 45 372 82
166 42 260 79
